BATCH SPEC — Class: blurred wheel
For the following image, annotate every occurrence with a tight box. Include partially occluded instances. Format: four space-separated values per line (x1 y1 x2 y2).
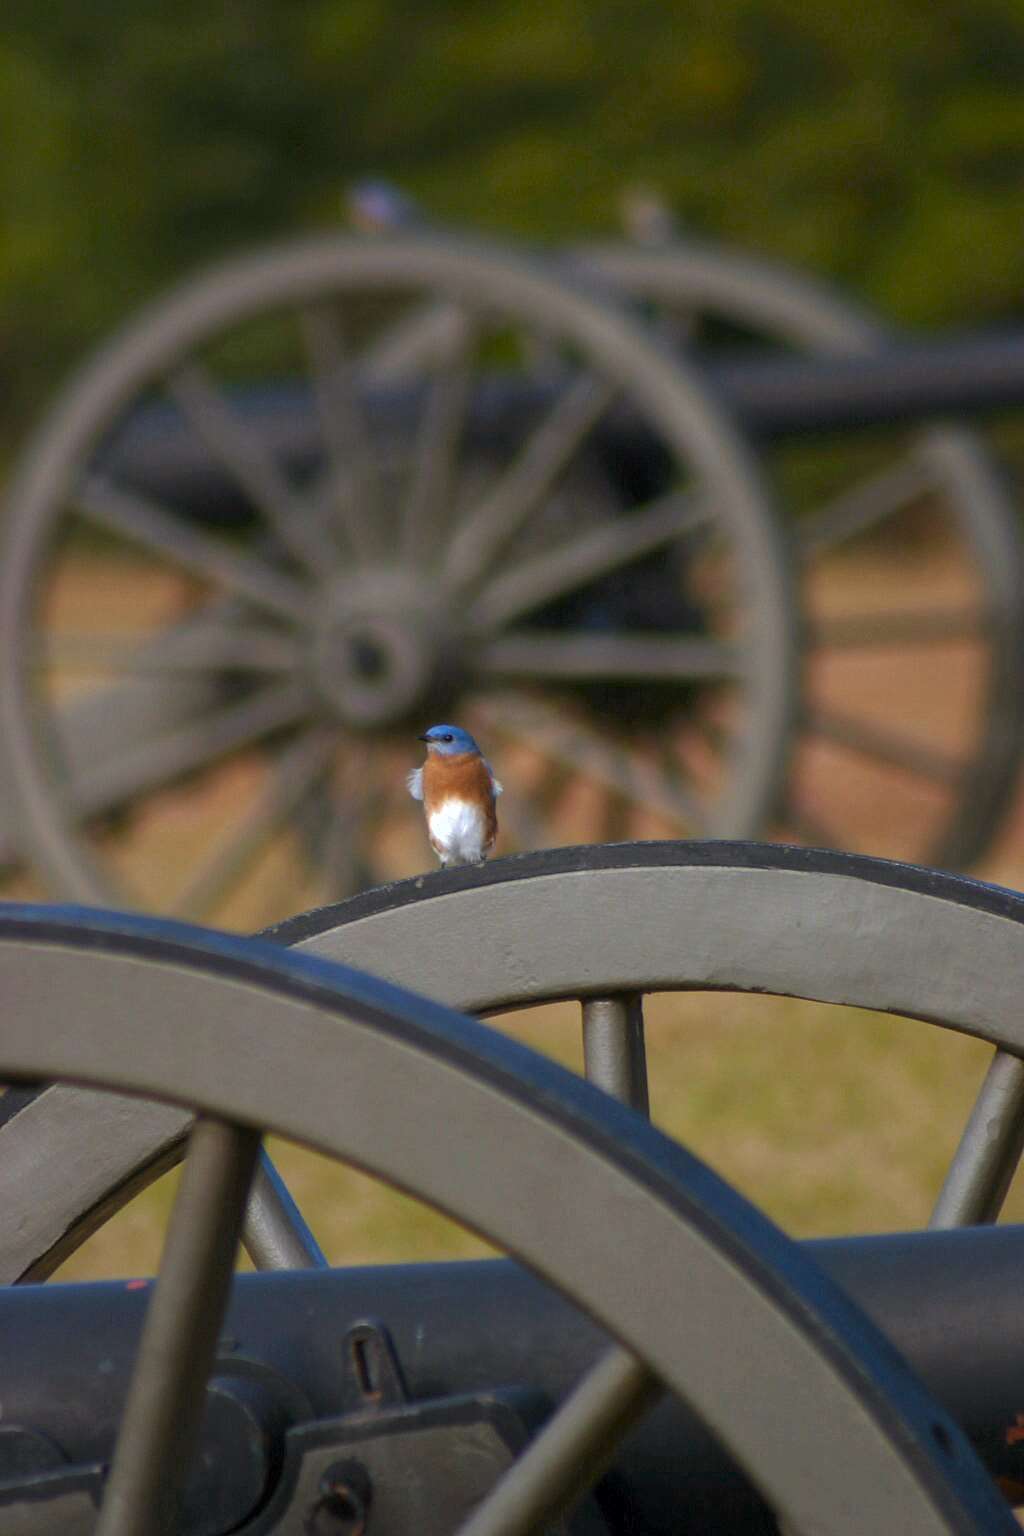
575 239 1024 868
0 234 796 924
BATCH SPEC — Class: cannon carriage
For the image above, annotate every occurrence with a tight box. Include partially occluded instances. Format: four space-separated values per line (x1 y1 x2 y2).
4 841 1024 1531
5 223 1024 1529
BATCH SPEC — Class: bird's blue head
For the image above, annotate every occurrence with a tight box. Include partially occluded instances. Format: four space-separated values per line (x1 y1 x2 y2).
419 724 481 757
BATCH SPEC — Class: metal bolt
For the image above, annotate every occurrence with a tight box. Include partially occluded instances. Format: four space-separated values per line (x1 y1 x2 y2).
304 1459 373 1536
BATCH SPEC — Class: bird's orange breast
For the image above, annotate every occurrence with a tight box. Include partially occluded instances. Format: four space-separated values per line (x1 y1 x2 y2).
422 753 498 845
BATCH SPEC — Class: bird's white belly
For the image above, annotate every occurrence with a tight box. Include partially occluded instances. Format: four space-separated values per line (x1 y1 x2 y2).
428 797 487 864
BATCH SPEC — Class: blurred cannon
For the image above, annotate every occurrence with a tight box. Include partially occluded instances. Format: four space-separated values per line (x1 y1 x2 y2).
2 230 1023 926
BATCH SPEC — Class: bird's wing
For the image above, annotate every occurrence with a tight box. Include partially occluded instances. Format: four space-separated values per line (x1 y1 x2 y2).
486 763 503 797
406 766 424 801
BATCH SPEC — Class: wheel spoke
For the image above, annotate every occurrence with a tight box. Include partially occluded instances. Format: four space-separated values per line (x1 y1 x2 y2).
298 305 383 562
172 727 335 919
242 1148 328 1270
597 785 632 845
691 712 731 757
399 313 475 564
807 706 962 785
476 630 739 682
581 994 649 1115
495 795 547 855
929 1049 1024 1228
167 361 327 578
97 1115 260 1536
468 490 711 634
39 622 303 677
810 607 984 650
779 801 843 851
444 373 618 592
477 692 706 831
796 458 932 561
489 753 574 854
360 300 468 382
455 1345 659 1536
300 302 360 475
315 781 382 903
317 814 366 903
71 679 314 818
76 474 309 623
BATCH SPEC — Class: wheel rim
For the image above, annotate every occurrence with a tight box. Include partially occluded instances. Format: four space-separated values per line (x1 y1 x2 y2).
5 840 1024 1282
0 235 797 923
0 901 1015 1536
574 240 1024 869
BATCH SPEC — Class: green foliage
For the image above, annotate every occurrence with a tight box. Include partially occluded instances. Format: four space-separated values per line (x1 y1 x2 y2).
5 0 1024 432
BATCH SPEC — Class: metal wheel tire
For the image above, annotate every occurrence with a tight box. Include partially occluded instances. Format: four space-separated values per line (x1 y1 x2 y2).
573 240 1024 869
280 839 1024 1229
0 903 1016 1536
6 840 1024 1284
0 234 797 924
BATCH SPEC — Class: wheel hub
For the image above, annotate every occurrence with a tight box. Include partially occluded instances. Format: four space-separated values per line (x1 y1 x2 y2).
311 571 456 728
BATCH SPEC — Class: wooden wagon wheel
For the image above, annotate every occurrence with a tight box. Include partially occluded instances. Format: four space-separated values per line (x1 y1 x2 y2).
0 235 797 925
4 840 1024 1287
573 241 1024 869
0 903 1015 1536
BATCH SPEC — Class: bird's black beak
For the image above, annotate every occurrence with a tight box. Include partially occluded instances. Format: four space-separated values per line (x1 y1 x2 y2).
418 733 430 742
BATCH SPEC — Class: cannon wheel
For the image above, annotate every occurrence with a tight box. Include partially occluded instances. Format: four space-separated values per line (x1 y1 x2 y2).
0 235 797 925
4 840 1024 1285
0 903 1016 1536
575 240 1024 869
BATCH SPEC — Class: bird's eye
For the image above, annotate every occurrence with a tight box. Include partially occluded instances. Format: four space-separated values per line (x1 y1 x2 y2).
443 734 454 743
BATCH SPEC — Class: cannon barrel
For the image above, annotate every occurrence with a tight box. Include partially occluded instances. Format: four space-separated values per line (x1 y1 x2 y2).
92 330 1024 524
710 329 1024 436
4 1223 1024 1533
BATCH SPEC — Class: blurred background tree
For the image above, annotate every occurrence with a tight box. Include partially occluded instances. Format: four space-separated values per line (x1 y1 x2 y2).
4 0 1024 440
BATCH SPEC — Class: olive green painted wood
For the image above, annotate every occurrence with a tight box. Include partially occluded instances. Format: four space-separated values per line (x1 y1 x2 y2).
4 843 1024 1283
0 901 1015 1536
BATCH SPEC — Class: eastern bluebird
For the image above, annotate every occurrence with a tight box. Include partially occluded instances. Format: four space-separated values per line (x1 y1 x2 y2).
407 724 502 868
